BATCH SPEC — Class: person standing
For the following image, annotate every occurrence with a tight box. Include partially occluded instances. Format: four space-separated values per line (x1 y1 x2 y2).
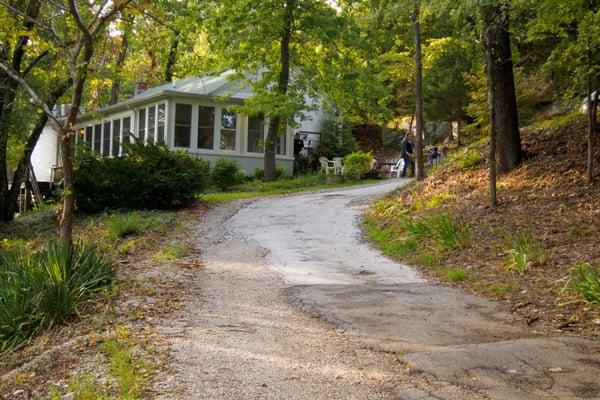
293 133 305 157
400 133 415 177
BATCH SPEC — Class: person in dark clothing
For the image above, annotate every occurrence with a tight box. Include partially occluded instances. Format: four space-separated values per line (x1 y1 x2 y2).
293 133 305 156
428 146 441 166
400 133 415 177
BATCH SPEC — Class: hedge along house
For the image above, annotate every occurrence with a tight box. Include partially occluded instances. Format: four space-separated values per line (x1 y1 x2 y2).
32 70 327 184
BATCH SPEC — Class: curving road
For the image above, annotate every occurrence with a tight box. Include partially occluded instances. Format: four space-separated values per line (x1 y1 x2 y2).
226 180 600 400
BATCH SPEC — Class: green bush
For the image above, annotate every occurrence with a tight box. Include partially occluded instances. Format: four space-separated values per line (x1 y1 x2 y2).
75 141 210 213
570 263 600 304
458 151 482 170
316 118 358 159
0 241 113 351
343 151 374 180
252 166 285 181
212 158 245 191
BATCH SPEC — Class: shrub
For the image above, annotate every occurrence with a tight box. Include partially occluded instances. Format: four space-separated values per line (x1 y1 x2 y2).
75 141 210 213
0 241 113 351
253 166 285 181
570 263 600 304
458 151 482 170
343 151 374 180
316 118 358 159
212 158 244 191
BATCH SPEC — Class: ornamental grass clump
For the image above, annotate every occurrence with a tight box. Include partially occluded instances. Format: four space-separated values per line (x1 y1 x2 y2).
0 241 113 351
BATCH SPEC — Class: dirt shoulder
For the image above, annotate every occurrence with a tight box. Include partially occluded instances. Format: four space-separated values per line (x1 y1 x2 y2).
0 205 208 399
364 116 600 335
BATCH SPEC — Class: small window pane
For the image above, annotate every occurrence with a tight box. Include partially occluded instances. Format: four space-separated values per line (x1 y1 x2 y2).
174 104 192 148
112 119 121 157
157 104 166 144
102 122 110 156
198 106 214 149
137 108 146 141
93 124 101 153
220 110 236 151
276 133 286 155
85 126 93 147
247 115 264 153
122 117 131 155
148 105 156 144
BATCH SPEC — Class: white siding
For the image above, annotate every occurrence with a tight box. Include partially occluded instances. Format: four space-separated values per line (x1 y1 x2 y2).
296 95 327 133
31 125 59 183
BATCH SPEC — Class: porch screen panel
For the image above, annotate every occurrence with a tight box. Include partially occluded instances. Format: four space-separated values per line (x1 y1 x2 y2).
85 126 93 148
148 105 156 144
93 124 101 153
174 103 192 147
197 106 214 149
247 115 264 153
220 110 237 151
276 133 286 155
122 117 131 155
157 104 166 144
102 122 111 156
137 108 146 141
112 119 121 157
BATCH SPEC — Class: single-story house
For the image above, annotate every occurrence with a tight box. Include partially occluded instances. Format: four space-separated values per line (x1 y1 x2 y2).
31 70 326 183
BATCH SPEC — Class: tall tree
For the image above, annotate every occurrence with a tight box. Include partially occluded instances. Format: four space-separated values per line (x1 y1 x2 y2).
0 0 43 221
412 0 425 180
481 2 522 174
0 0 133 247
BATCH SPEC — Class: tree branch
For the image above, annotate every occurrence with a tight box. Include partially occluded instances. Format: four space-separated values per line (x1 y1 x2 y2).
0 60 61 130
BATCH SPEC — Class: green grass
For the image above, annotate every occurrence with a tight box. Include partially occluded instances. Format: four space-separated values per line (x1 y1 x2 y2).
153 243 191 262
458 151 482 170
102 211 175 240
504 228 547 275
436 267 470 281
201 175 379 204
413 192 456 211
570 263 600 305
49 326 152 400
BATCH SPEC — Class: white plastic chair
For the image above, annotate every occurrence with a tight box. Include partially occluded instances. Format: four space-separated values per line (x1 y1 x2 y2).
332 157 343 175
390 159 405 178
319 157 336 175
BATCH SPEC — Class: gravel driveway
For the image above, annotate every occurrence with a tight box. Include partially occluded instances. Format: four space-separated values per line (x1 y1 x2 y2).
154 181 600 400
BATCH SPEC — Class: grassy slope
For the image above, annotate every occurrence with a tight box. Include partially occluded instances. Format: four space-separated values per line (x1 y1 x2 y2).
365 114 600 335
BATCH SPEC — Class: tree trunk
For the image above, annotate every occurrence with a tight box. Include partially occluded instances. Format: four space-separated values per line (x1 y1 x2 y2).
109 28 130 105
164 33 180 83
483 6 499 208
0 0 42 220
481 3 522 175
3 82 69 222
456 99 462 147
412 0 425 181
264 0 294 181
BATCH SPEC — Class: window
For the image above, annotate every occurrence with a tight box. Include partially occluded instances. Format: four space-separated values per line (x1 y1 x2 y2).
197 106 214 149
148 105 156 144
122 117 131 155
157 104 166 144
276 133 286 155
93 124 101 153
102 122 111 156
137 108 146 141
220 110 237 151
85 126 93 148
112 119 121 157
174 103 192 147
247 115 264 153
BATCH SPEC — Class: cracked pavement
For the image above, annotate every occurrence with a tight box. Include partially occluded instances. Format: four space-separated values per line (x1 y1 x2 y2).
227 180 600 399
